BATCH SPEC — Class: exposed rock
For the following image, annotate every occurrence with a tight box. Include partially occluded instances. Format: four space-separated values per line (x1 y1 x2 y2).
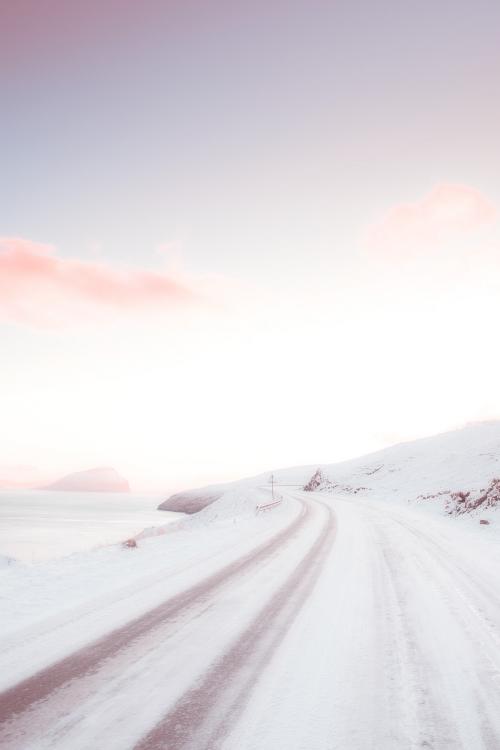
446 479 500 516
303 468 327 492
303 468 369 495
158 491 222 514
123 538 138 548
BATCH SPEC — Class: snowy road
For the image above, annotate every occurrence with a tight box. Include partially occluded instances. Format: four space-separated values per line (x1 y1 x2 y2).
1 491 500 749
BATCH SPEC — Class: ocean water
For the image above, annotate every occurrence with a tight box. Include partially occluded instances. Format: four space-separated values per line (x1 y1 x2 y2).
0 491 180 562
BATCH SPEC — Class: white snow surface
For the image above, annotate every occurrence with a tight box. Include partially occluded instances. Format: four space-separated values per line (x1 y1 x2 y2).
0 487 294 690
165 419 500 519
2 421 500 749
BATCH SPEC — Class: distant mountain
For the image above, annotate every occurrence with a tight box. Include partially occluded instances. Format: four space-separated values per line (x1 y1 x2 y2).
43 467 130 493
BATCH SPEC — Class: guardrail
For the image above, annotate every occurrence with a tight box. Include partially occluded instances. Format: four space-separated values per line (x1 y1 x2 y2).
256 498 283 513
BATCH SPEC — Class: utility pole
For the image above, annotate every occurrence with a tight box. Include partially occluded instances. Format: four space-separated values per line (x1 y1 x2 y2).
270 473 275 501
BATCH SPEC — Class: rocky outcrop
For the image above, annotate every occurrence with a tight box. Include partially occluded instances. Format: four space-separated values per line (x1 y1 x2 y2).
417 479 500 516
448 478 500 515
158 491 222 514
303 468 326 492
303 468 368 495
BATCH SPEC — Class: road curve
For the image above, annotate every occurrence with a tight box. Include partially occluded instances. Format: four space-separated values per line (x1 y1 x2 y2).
4 490 497 750
135 499 335 750
222 493 500 750
0 496 335 749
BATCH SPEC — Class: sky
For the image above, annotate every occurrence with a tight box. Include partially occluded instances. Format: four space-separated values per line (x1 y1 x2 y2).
1 0 500 491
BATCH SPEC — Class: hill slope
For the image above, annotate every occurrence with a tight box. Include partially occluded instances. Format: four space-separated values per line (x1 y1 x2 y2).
159 421 500 519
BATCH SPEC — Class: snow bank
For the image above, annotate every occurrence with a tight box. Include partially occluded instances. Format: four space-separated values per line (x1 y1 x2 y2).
0 487 299 690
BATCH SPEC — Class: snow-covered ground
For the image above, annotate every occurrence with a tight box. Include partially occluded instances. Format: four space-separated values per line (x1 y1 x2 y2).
1 422 500 749
0 491 178 562
226 493 500 750
163 420 500 521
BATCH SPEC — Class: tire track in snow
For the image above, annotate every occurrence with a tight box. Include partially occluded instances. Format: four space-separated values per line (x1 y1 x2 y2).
134 499 335 750
0 500 310 727
368 506 500 749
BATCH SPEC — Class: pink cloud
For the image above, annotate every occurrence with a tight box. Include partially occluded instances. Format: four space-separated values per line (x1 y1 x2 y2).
366 183 498 256
0 238 198 327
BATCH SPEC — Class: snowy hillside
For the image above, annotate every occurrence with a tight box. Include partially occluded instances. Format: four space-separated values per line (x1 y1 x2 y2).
159 421 500 520
43 467 130 493
302 420 500 518
3 422 500 748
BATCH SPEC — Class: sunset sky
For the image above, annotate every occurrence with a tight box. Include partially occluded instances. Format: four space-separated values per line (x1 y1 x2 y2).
1 1 500 491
